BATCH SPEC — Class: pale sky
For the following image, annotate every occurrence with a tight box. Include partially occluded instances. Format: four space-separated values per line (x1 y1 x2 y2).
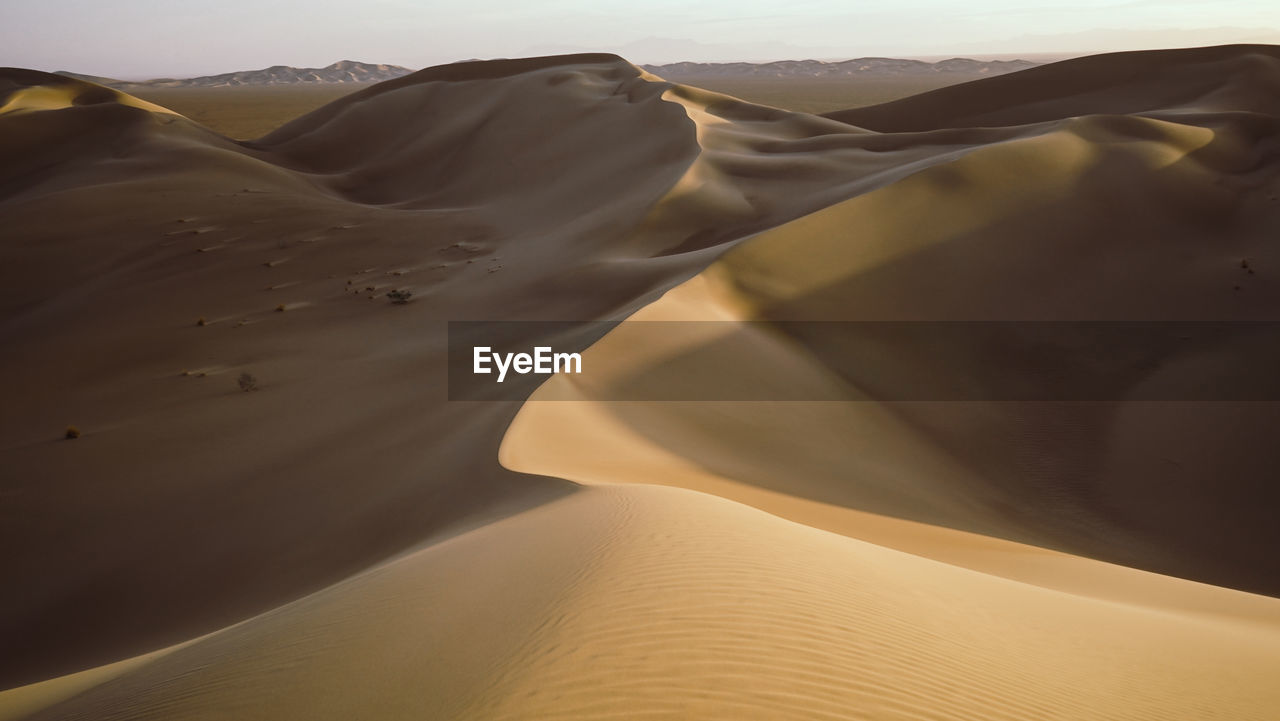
2 0 1277 79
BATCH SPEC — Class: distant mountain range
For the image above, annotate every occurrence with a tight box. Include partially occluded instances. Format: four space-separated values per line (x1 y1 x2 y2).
57 61 414 89
643 57 1039 78
56 57 1039 90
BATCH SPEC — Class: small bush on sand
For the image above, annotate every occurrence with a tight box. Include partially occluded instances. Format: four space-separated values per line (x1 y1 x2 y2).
65 426 81 440
386 289 413 304
238 373 258 392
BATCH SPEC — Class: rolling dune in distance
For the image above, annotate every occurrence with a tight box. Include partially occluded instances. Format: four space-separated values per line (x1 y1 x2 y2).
3 45 1280 720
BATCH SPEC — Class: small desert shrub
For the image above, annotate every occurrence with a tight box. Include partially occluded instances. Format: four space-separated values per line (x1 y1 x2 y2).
275 304 287 312
65 426 81 440
386 289 413 304
196 316 207 326
238 372 258 392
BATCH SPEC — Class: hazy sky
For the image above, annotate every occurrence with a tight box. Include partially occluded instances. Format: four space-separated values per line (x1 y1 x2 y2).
2 0 1277 78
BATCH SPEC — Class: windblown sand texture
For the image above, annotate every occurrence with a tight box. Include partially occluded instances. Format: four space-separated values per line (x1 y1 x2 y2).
3 46 1280 720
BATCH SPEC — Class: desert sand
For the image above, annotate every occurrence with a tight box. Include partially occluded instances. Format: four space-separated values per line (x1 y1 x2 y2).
3 46 1280 719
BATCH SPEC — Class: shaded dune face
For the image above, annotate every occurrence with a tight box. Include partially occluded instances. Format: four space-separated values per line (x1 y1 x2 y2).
507 45 1280 599
3 46 1280 720
255 60 695 214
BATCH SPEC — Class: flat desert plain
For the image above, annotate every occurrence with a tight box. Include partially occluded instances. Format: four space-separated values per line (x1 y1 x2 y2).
3 46 1280 720
643 74 991 114
128 85 372 140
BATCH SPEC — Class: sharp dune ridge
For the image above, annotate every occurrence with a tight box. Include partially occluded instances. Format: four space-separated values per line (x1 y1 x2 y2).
2 45 1280 719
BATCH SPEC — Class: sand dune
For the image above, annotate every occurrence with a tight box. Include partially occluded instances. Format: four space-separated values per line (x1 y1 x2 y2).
4 45 1280 719
8 486 1280 721
507 44 1280 597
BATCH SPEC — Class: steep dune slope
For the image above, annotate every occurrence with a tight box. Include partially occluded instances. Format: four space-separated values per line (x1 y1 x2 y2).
506 45 1280 596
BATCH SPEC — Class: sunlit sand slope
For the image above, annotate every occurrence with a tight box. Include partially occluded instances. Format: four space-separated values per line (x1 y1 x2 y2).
9 486 1280 721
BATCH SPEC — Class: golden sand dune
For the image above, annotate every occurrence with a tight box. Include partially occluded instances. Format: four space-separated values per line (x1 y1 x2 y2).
7 486 1280 720
3 46 1280 719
